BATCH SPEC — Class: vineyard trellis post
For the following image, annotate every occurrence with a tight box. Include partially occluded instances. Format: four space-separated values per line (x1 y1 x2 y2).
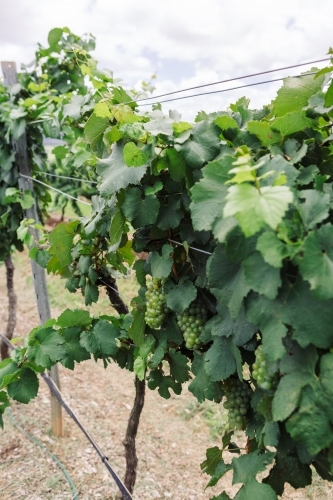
1 61 63 437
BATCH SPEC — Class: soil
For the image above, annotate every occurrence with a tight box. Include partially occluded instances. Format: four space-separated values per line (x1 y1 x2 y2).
0 252 332 500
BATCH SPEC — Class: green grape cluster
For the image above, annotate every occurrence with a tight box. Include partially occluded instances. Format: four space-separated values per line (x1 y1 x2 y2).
176 297 208 349
145 278 168 329
222 378 252 430
252 345 278 390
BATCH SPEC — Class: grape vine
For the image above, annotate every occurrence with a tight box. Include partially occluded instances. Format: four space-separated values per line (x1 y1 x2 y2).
2 28 333 500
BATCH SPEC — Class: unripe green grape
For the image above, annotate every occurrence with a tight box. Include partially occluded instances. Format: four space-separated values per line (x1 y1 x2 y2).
222 378 252 430
176 296 208 349
252 345 278 390
144 278 169 329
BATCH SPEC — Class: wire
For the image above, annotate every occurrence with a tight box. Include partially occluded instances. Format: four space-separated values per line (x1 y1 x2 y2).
6 408 79 500
38 172 97 185
137 71 318 107
0 332 132 500
99 279 133 304
133 57 331 104
168 239 213 256
19 173 92 206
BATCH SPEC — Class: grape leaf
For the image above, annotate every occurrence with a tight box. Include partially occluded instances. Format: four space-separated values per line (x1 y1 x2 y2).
93 320 119 356
299 224 333 299
283 277 333 348
61 327 90 370
272 372 312 421
147 369 182 399
48 221 79 270
188 352 224 403
263 454 312 496
122 187 159 228
234 480 277 500
246 121 281 146
180 121 221 168
190 156 233 241
205 336 241 381
214 115 239 130
207 245 250 319
150 245 173 279
84 112 109 152
232 450 275 484
7 368 39 404
164 278 197 313
271 111 311 136
166 148 187 182
27 328 66 369
286 384 333 455
242 251 281 299
156 195 183 230
0 391 10 428
298 190 330 229
123 142 149 166
128 309 146 346
96 143 147 196
57 309 91 328
224 184 293 237
167 349 190 383
256 231 289 268
272 72 325 117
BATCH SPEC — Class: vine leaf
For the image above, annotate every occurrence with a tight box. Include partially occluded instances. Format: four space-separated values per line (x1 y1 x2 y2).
147 369 182 399
299 224 333 299
164 278 197 313
298 190 330 229
205 336 242 381
224 184 293 237
271 111 311 136
150 245 173 279
285 384 333 455
188 352 223 403
263 454 312 496
272 372 312 421
256 231 289 268
122 187 159 228
7 368 39 404
207 245 250 319
57 309 92 328
246 121 281 146
128 309 146 346
167 349 190 383
123 142 149 166
27 327 66 369
234 480 277 500
242 251 281 300
47 220 79 271
232 450 275 484
190 156 233 241
84 112 109 152
61 327 90 369
272 72 325 116
96 143 147 196
180 120 221 168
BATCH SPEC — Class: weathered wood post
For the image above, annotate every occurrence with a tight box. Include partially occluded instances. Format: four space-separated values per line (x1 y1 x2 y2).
1 61 63 437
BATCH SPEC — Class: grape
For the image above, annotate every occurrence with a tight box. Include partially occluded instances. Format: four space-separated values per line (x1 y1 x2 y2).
176 297 208 349
144 278 169 329
222 378 252 430
252 345 278 390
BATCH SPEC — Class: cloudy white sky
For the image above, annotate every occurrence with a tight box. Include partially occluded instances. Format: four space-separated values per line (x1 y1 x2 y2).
1 0 332 121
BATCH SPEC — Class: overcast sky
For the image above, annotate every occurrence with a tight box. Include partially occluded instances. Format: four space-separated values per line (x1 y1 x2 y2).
1 0 332 121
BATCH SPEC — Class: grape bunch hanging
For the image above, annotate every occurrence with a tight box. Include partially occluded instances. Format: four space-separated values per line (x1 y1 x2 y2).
145 278 169 329
222 378 252 430
176 297 208 349
252 345 278 390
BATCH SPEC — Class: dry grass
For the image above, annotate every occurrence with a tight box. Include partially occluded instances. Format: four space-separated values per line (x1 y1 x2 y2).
0 250 333 499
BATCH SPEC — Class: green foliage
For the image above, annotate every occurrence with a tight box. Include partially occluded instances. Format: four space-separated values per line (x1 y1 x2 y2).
2 28 333 500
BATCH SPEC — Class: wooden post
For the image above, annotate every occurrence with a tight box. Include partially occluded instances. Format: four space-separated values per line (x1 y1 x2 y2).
1 61 63 437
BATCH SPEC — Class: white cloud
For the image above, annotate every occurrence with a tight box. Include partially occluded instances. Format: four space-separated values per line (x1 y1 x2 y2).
0 0 332 120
